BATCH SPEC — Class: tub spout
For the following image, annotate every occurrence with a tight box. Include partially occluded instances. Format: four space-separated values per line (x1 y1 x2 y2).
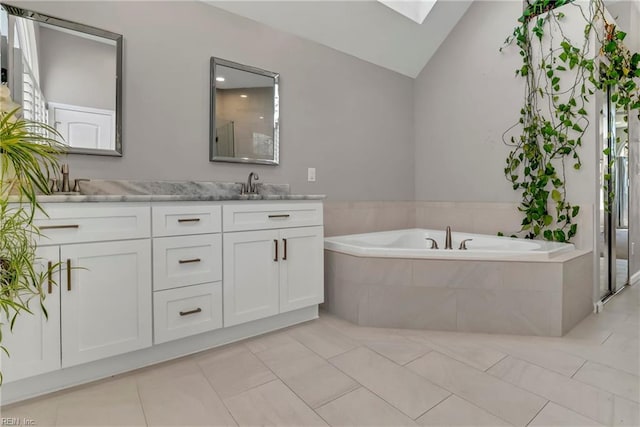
445 226 453 250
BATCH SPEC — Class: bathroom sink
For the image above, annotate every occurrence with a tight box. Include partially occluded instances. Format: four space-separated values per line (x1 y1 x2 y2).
236 194 263 200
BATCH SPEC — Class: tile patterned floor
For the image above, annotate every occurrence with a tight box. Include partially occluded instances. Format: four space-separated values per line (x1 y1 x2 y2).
2 285 639 426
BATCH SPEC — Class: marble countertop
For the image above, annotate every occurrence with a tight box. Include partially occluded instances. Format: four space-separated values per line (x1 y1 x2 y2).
35 193 326 203
21 180 325 203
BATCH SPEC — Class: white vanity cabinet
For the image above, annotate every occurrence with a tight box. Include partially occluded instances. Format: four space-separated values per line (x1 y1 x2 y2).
2 198 325 402
32 203 151 369
151 203 223 344
222 203 324 327
1 246 61 383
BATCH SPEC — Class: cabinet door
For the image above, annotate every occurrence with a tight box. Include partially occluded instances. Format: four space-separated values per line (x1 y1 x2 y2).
223 230 279 327
61 240 152 368
1 246 61 382
279 226 324 313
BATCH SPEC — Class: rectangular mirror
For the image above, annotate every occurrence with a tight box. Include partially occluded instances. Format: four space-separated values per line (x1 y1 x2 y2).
0 3 123 156
210 57 279 165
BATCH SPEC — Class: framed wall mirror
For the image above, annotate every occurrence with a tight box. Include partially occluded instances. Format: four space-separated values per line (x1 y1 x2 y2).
210 57 279 165
0 3 123 156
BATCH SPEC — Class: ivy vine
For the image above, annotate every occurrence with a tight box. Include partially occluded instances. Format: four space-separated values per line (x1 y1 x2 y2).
501 0 640 242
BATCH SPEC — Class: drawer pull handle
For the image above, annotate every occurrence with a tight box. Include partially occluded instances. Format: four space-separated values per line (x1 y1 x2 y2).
39 224 80 230
268 214 290 219
274 239 279 262
178 258 201 264
179 308 202 316
178 218 201 223
66 259 72 291
283 238 287 260
47 261 53 294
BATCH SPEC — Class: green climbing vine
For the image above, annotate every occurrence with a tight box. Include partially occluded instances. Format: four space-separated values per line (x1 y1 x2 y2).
501 0 640 242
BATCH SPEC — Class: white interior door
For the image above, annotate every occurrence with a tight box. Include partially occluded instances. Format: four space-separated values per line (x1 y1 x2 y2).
49 102 115 150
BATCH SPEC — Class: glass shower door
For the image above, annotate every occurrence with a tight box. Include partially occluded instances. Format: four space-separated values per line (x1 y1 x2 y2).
599 84 630 300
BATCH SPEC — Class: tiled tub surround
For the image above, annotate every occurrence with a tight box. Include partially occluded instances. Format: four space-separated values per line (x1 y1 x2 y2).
324 248 593 336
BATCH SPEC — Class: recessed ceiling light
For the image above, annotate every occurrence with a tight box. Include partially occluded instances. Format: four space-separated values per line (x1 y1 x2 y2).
216 76 225 82
259 116 264 119
240 94 248 98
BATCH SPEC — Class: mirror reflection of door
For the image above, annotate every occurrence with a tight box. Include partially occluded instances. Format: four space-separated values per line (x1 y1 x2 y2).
599 84 630 301
0 4 122 156
216 120 235 157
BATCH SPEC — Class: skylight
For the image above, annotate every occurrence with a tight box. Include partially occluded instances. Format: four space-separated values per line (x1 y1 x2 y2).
377 0 438 25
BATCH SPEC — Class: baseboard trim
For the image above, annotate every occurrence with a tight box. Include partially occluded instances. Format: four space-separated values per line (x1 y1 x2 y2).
1 306 318 405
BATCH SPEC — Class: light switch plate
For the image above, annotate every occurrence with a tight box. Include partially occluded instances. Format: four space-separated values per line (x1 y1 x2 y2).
308 168 316 182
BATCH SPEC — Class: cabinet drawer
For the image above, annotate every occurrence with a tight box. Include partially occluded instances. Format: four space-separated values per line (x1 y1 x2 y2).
152 204 221 237
153 234 222 291
153 282 222 344
223 202 323 232
35 203 150 245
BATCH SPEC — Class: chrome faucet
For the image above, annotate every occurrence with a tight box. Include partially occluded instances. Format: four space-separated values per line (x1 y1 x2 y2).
244 172 259 194
445 226 453 250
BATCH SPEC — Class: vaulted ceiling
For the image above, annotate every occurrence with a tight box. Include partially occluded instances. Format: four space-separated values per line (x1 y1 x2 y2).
205 1 473 78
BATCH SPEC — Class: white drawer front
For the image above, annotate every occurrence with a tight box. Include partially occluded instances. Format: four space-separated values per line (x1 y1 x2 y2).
153 282 222 344
153 234 222 291
152 204 221 237
223 202 323 232
35 203 150 245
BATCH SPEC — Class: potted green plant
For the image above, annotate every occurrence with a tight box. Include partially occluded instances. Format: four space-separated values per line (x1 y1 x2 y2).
0 84 66 382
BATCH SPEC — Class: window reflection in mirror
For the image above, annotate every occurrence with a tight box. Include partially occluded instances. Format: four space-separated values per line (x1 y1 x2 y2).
0 3 122 156
210 57 279 165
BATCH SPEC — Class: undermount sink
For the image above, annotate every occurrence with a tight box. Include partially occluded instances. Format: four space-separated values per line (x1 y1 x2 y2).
237 194 263 200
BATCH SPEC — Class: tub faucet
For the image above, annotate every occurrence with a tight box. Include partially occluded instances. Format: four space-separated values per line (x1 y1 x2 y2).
425 238 439 249
459 239 473 250
445 226 453 250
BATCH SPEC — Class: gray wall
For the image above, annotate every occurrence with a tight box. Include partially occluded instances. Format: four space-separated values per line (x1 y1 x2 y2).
20 1 415 201
414 1 524 203
414 1 600 208
39 26 116 111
